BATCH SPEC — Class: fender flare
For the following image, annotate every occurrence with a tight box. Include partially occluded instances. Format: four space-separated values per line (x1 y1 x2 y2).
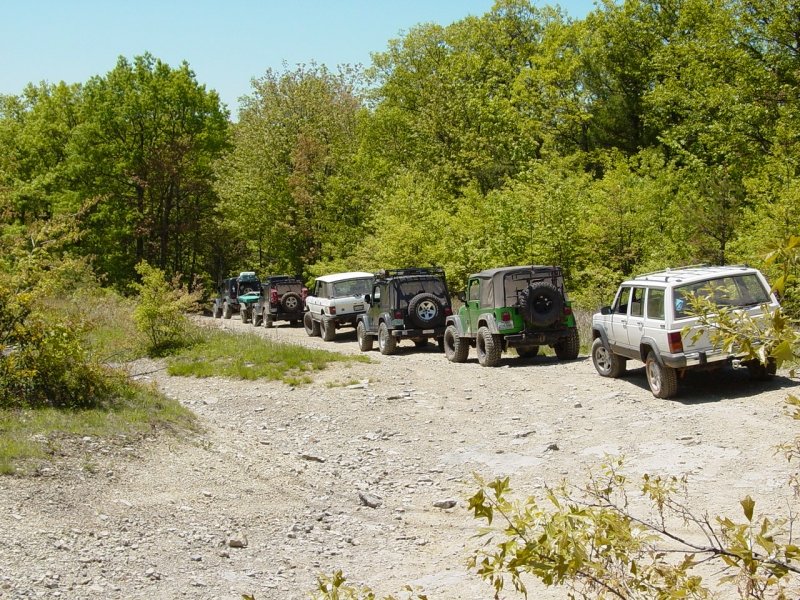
477 314 501 335
592 325 610 348
639 337 663 364
445 316 466 336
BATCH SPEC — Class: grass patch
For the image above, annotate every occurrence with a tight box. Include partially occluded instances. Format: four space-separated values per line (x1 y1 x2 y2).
0 379 196 475
167 328 370 385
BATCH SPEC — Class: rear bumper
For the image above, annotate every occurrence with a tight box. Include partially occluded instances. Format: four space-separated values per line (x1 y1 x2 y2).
391 327 446 338
504 328 572 347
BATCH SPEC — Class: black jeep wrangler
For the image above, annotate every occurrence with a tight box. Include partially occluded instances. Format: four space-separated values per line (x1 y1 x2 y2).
251 275 307 328
212 272 261 319
356 267 452 355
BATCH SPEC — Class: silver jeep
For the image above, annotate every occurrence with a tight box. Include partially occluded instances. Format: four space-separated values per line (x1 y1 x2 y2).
591 265 780 398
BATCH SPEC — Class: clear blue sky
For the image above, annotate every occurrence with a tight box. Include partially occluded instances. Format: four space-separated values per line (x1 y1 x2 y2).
1 0 596 118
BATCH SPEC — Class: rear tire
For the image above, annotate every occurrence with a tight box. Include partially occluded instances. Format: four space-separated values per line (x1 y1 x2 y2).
265 314 274 328
253 311 263 327
378 323 397 355
213 303 222 319
591 338 625 378
554 328 579 360
320 316 336 341
443 325 469 363
222 302 232 319
357 321 373 352
476 326 501 367
645 352 678 399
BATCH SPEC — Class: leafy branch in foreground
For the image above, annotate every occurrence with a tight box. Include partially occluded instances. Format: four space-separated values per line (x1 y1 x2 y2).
468 463 799 600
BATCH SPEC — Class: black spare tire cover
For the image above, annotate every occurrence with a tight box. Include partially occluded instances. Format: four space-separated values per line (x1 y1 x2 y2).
407 292 443 328
519 282 563 326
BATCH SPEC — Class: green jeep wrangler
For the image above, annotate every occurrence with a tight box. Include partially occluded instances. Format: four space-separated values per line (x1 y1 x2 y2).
444 265 579 367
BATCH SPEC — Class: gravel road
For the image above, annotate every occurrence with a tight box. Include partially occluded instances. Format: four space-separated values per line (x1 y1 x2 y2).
1 314 798 599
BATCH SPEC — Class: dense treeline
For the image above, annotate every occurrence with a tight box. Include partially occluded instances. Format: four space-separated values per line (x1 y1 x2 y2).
1 0 798 308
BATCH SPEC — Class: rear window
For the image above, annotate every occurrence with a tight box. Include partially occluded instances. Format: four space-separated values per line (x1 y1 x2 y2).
331 278 372 298
274 282 301 295
395 278 447 307
673 274 770 319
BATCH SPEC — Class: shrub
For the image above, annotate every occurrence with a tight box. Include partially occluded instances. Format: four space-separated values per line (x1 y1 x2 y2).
132 261 201 357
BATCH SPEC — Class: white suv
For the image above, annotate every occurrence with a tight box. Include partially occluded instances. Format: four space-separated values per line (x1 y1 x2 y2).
304 272 375 341
591 265 779 398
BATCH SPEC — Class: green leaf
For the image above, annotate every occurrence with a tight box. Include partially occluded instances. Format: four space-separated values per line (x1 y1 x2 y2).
740 496 755 522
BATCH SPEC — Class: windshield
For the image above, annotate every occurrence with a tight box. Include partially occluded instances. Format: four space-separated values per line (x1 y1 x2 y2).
395 279 447 308
674 274 770 318
331 278 372 298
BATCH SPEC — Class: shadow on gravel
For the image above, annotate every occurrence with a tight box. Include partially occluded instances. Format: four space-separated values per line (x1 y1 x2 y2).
618 364 799 404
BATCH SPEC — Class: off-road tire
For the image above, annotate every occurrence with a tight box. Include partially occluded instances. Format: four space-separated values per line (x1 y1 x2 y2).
407 293 443 329
320 316 336 341
280 292 302 313
222 301 232 319
304 312 320 337
253 311 263 327
645 352 678 399
212 303 222 319
443 325 469 363
265 314 274 328
476 326 502 367
554 328 580 360
240 306 250 324
516 346 539 359
357 321 373 352
378 322 397 355
519 281 563 327
591 338 625 378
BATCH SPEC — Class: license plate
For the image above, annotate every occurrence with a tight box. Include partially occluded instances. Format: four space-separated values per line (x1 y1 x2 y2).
497 321 514 330
423 329 434 334
353 304 363 311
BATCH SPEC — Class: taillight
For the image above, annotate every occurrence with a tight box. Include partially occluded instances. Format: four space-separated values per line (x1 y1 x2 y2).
444 306 452 316
270 289 279 304
301 287 308 301
394 310 403 319
330 306 337 315
668 331 683 353
563 306 573 316
501 311 511 322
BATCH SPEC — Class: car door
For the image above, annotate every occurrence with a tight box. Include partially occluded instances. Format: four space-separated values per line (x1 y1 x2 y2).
366 283 385 333
609 286 632 352
465 277 481 335
626 286 647 349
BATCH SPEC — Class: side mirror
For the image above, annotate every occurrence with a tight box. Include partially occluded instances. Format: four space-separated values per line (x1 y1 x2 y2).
364 294 371 305
457 291 466 303
600 306 612 315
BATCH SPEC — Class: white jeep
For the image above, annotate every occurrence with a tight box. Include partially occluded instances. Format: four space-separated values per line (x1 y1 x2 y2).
591 265 780 398
304 272 375 341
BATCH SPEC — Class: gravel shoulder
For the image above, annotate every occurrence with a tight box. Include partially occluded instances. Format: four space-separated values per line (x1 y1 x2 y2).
1 315 798 599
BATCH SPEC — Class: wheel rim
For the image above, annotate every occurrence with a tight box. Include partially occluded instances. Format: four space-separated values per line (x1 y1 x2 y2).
285 297 298 310
417 300 437 321
595 346 611 373
647 361 661 393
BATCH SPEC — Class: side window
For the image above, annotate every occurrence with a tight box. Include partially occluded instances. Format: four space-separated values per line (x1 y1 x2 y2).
314 281 323 297
468 279 480 302
646 288 665 320
630 287 645 317
613 287 631 314
372 285 382 304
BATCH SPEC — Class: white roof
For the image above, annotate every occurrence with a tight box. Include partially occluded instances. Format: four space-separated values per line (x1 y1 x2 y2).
628 265 759 286
315 271 374 283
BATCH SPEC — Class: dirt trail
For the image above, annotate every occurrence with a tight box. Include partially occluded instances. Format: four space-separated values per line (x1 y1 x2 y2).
1 315 798 599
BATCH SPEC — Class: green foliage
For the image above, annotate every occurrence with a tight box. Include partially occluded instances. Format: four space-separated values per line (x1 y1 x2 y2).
166 328 369 385
132 261 201 357
310 570 428 600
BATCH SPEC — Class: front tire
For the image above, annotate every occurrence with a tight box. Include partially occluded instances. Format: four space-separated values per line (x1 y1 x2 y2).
265 314 274 328
443 325 469 363
320 316 336 341
212 303 222 319
222 302 232 319
378 323 397 355
591 338 625 378
253 311 263 327
304 312 320 337
554 328 580 360
476 326 502 367
357 321 373 352
645 352 678 399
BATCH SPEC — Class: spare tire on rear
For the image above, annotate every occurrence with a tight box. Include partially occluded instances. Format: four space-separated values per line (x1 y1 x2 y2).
408 293 443 328
519 281 563 326
280 292 302 312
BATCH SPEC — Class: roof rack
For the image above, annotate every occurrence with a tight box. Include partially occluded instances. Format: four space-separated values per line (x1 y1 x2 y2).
375 266 445 279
